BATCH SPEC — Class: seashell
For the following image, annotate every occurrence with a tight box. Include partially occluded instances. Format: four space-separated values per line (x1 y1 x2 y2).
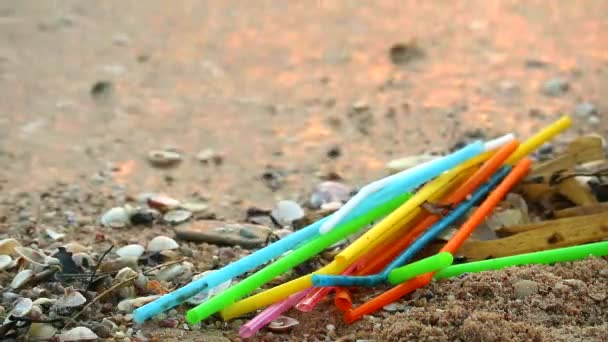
15 246 49 266
186 270 232 305
0 238 20 255
267 316 299 332
310 181 352 209
147 149 182 168
155 264 185 282
53 288 86 309
163 209 192 224
100 256 138 273
100 207 130 228
71 253 94 268
0 255 15 271
116 295 161 313
115 244 145 259
159 249 181 260
147 194 181 212
63 242 89 254
46 228 65 241
10 297 33 318
11 270 34 289
147 236 179 252
114 267 138 282
58 326 98 341
32 298 56 306
28 322 57 341
271 200 304 227
179 202 208 213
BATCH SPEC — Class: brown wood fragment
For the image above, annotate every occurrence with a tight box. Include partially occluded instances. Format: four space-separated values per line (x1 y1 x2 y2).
457 212 608 260
531 136 604 176
556 177 599 206
553 203 608 218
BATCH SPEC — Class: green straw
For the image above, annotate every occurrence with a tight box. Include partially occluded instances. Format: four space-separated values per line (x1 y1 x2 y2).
387 241 608 285
387 252 454 285
185 192 413 324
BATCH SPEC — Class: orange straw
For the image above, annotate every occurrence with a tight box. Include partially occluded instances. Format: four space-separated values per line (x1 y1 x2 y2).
334 287 353 311
344 158 532 323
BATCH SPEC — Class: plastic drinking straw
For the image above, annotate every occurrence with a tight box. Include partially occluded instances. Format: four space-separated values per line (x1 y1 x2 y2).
505 116 571 165
386 252 454 285
295 260 361 312
133 165 418 323
334 287 353 311
312 166 511 287
344 158 532 323
219 152 476 321
239 289 311 338
319 135 514 234
432 240 608 280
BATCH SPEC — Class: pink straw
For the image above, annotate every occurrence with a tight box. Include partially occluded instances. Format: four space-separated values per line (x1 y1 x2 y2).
239 289 311 338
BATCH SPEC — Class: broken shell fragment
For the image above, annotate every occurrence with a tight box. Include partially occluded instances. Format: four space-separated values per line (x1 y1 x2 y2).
10 297 33 318
11 269 34 289
155 263 185 282
147 236 179 252
147 194 181 212
15 246 51 267
58 326 99 341
71 253 94 268
28 322 57 341
163 209 192 224
268 316 299 332
115 244 145 259
0 238 20 255
117 295 161 313
53 288 87 309
0 255 14 271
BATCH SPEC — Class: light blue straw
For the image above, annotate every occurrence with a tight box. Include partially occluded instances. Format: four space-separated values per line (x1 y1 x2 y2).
132 141 484 323
312 166 511 287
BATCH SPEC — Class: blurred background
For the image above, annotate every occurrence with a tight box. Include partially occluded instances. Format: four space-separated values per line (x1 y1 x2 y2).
1 0 606 217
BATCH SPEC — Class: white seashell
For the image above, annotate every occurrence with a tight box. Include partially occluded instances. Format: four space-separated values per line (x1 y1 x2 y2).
0 238 20 255
53 288 86 309
179 202 208 213
147 236 179 252
63 242 89 254
28 322 57 341
115 244 145 259
58 326 98 341
114 267 138 282
71 253 94 268
101 207 130 228
163 209 192 224
15 246 48 266
46 228 65 241
11 270 34 289
117 295 161 312
0 255 14 271
10 298 33 318
32 298 56 306
268 315 299 331
186 270 232 305
155 264 185 282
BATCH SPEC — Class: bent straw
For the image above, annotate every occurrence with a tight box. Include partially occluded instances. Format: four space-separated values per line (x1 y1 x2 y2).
319 135 514 234
344 159 532 323
334 287 354 311
432 240 608 280
312 166 511 287
386 252 454 285
313 141 519 287
133 165 417 323
219 156 474 321
239 289 311 338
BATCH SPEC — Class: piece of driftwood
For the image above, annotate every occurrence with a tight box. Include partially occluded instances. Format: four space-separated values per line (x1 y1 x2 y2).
457 212 608 260
553 203 608 218
556 177 599 206
531 136 605 176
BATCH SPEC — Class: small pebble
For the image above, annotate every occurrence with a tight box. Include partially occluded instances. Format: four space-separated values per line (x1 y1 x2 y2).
541 77 569 97
271 200 305 226
575 102 598 118
147 150 182 168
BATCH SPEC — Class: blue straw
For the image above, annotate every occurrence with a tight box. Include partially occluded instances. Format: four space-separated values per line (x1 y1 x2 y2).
133 141 484 323
312 166 511 287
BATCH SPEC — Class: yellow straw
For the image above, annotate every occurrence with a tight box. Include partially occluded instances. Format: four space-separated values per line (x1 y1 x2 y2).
505 115 571 165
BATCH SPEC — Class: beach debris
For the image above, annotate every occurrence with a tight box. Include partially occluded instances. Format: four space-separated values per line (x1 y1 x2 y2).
186 270 232 305
147 194 181 212
541 77 569 97
271 200 305 227
175 220 271 248
52 288 86 310
147 236 179 253
147 149 182 168
310 181 352 209
389 41 425 65
0 255 14 271
196 148 223 165
267 316 299 332
386 154 438 174
100 207 130 228
28 322 57 340
58 326 98 341
163 209 192 225
117 295 161 313
0 238 20 255
10 270 34 289
115 244 145 259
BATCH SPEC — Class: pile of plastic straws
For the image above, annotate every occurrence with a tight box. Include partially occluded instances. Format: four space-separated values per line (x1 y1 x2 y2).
131 115 608 338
